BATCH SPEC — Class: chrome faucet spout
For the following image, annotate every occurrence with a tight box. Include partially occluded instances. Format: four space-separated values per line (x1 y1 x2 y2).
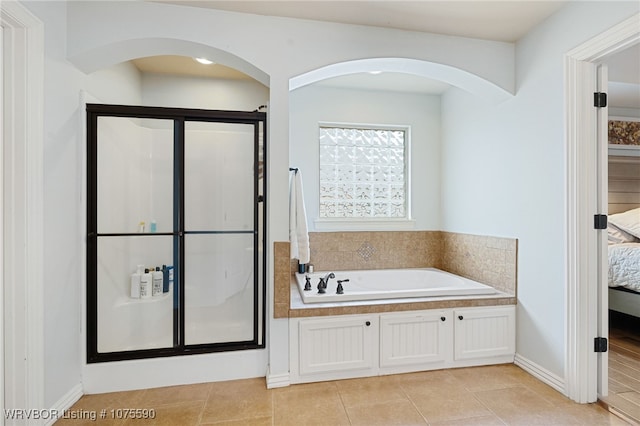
317 272 335 294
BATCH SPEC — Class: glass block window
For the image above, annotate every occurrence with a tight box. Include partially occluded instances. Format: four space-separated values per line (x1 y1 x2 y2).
319 125 407 219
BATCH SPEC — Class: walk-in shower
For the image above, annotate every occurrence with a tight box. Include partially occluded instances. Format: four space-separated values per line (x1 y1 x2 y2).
86 104 266 362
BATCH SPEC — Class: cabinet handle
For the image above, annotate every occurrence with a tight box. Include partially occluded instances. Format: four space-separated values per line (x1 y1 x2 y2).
458 315 464 320
440 316 446 322
365 321 371 326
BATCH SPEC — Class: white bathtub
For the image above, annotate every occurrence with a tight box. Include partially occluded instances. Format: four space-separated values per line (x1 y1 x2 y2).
295 268 497 303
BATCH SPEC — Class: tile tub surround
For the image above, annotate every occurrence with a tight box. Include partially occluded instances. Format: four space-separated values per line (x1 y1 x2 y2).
273 231 517 318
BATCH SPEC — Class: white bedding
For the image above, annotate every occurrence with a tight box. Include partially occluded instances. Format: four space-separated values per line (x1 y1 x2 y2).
609 243 640 292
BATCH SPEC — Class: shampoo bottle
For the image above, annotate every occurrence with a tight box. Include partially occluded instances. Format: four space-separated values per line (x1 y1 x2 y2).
130 265 143 298
152 267 163 297
140 268 152 299
162 264 169 293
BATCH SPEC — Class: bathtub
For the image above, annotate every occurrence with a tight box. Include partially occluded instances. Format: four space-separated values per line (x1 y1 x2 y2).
295 268 497 303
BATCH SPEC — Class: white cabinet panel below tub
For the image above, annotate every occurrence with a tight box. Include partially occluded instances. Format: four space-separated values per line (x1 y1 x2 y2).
298 315 377 376
454 306 516 361
380 310 452 368
290 305 515 384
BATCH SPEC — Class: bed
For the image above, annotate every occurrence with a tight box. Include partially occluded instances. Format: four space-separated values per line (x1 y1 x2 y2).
608 207 640 318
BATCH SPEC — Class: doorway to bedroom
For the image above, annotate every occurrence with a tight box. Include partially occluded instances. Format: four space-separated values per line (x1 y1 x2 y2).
598 43 640 422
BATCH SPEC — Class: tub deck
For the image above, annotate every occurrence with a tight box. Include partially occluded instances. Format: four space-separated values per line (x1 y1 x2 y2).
296 268 497 304
289 271 516 318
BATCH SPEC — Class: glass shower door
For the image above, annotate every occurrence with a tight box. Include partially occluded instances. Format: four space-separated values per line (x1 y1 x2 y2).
92 116 175 355
87 104 266 362
183 121 258 346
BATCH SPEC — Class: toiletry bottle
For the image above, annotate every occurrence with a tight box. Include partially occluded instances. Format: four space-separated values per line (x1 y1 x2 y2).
168 265 174 285
130 265 143 298
162 264 169 293
140 268 152 299
152 267 163 297
138 221 145 233
150 220 157 233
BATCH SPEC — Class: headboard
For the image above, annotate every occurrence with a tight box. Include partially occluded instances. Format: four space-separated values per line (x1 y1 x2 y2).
608 155 640 214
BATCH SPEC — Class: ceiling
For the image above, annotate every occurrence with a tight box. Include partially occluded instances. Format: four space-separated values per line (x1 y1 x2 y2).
152 1 568 43
137 1 639 106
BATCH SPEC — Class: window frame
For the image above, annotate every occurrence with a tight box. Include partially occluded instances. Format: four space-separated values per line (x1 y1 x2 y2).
315 121 414 231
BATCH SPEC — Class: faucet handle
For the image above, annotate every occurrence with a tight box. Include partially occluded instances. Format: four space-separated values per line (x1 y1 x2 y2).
304 275 311 291
336 279 349 294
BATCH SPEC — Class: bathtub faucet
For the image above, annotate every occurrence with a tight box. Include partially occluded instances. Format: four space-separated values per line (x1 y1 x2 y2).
317 272 335 294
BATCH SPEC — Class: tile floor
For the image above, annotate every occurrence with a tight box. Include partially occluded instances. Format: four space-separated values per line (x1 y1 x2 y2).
55 364 630 426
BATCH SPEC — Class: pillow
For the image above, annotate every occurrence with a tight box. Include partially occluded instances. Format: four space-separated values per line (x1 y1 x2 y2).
608 224 639 244
609 207 640 240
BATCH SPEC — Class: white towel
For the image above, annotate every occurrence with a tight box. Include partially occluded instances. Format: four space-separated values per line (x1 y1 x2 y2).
289 170 310 264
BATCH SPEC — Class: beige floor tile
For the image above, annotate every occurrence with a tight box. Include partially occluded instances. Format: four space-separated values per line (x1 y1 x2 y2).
448 364 522 392
200 378 272 424
273 386 349 426
474 386 581 425
345 399 427 426
200 416 272 426
429 415 507 426
122 401 203 426
336 375 408 407
68 390 146 411
492 364 575 406
140 382 212 406
403 380 491 423
54 390 146 426
394 369 460 387
54 413 123 426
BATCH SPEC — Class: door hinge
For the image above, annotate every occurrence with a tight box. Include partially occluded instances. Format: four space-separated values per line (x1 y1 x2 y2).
594 92 607 108
594 214 608 230
594 337 608 353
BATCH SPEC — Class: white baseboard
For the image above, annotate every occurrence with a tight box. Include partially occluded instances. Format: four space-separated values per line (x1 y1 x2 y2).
44 384 83 426
266 366 290 389
514 353 566 395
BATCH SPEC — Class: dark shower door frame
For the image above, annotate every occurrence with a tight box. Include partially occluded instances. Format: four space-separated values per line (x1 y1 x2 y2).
86 103 267 363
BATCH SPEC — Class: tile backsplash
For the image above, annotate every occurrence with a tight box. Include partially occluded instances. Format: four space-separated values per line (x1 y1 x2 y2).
308 231 444 271
274 231 517 318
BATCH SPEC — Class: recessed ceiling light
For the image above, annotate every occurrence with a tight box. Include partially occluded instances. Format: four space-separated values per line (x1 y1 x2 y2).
369 71 383 75
195 57 214 65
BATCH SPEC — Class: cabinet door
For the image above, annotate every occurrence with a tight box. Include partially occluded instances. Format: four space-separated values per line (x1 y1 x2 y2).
298 316 375 376
454 306 515 361
380 311 452 367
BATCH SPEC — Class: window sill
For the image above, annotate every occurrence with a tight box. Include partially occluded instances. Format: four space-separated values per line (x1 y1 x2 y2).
313 218 416 231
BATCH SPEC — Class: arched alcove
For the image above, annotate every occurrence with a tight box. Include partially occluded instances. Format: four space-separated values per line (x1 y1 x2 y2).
288 57 513 233
69 37 269 87
289 57 513 104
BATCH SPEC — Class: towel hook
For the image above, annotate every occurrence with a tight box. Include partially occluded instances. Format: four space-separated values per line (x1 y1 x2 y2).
289 167 298 174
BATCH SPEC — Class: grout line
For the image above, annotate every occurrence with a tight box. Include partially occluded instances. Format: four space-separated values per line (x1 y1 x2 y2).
397 379 430 425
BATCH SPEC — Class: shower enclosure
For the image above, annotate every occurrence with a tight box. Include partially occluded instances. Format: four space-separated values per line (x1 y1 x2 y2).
86 104 266 362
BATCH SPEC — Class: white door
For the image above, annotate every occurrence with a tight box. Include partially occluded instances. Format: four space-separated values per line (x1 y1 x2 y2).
596 63 609 398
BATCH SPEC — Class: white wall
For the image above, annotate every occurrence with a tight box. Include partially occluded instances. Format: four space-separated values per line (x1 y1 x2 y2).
441 1 639 379
141 73 268 111
290 85 441 231
19 0 86 408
